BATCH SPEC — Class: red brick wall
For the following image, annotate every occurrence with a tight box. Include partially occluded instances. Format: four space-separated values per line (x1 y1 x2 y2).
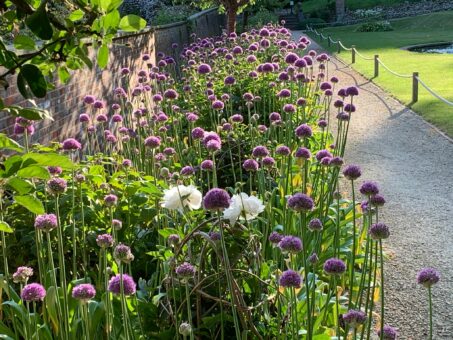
0 8 225 144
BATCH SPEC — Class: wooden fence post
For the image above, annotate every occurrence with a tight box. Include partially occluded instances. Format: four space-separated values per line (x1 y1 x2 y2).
351 45 356 64
412 72 419 103
374 55 379 77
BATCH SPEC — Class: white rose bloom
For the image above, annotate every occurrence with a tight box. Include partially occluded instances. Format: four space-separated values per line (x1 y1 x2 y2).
223 193 265 224
161 185 202 211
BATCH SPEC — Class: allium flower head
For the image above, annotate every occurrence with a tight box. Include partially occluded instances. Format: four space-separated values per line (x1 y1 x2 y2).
47 178 67 195
243 159 259 172
308 218 323 232
287 193 314 212
370 194 386 207
279 269 301 288
96 234 114 248
203 188 230 211
34 213 57 232
346 86 359 96
144 136 161 148
21 283 46 302
223 193 265 224
417 268 440 288
114 243 134 263
285 52 299 64
343 310 367 328
268 231 283 245
278 235 302 253
104 194 118 207
168 234 180 246
191 127 205 139
13 266 33 284
323 258 346 275
112 219 122 230
295 124 312 138
252 145 269 158
161 185 202 211
176 262 196 278
48 166 62 176
276 145 291 156
164 89 178 100
360 181 379 196
343 164 362 181
200 160 214 171
180 166 195 177
295 147 311 159
179 322 192 336
197 63 212 74
108 274 136 295
62 138 81 151
72 284 96 302
377 325 397 340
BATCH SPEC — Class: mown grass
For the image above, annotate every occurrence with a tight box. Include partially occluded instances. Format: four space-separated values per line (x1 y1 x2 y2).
308 11 453 137
302 0 423 15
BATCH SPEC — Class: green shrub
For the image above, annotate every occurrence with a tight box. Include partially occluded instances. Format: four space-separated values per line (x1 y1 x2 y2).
153 5 195 26
300 18 327 29
248 9 279 28
356 20 393 32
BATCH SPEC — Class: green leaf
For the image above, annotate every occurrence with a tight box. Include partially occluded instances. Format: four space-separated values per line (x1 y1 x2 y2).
13 35 36 50
0 222 13 233
14 195 45 214
68 9 84 21
19 64 47 98
119 15 147 32
0 133 23 152
99 0 112 11
58 66 71 84
17 72 32 98
102 10 120 30
17 165 50 179
25 4 53 40
97 44 109 68
158 228 183 239
6 178 33 195
22 153 74 169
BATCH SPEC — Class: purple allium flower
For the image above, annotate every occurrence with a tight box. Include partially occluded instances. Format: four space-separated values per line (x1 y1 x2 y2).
93 100 104 109
320 157 331 166
309 252 319 264
276 145 291 156
212 100 224 110
104 194 118 207
283 104 296 113
34 214 58 232
120 67 130 76
47 178 67 195
343 164 362 181
112 219 122 230
79 113 90 123
181 166 195 177
279 270 301 288
114 243 134 263
360 181 379 196
191 127 205 139
277 89 291 98
176 262 196 278
343 310 367 328
62 138 81 151
344 103 356 113
231 114 244 123
108 274 136 295
222 123 232 131
317 119 327 129
377 325 397 340
164 89 178 100
202 132 221 146
334 100 344 108
206 140 221 152
164 147 176 156
21 283 46 302
331 76 339 83
243 159 259 172
186 113 199 122
287 193 314 212
308 218 323 232
320 82 332 91
47 166 62 176
295 124 312 138
96 114 108 123
122 159 132 168
72 284 96 302
112 114 123 123
243 92 254 102
209 231 221 242
203 188 230 211
330 156 344 167
285 52 299 64
295 147 311 159
315 149 332 162
232 45 243 54
268 231 283 245
417 268 440 288
168 234 180 246
200 160 214 171
269 112 281 122
96 234 114 248
370 194 386 207
252 145 269 158
323 258 346 275
13 124 34 136
83 95 95 105
346 86 359 96
197 63 211 74
262 156 275 168
278 235 302 253
74 174 85 183
369 222 390 240
13 266 33 284
224 75 236 86
144 136 161 148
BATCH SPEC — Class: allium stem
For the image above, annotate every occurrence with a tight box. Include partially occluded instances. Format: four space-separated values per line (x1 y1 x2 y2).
103 249 111 338
348 181 357 309
71 166 77 280
379 240 385 339
185 283 195 340
119 264 131 339
428 286 433 340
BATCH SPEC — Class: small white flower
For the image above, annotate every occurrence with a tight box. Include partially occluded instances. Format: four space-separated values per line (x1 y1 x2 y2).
223 193 265 224
161 185 202 211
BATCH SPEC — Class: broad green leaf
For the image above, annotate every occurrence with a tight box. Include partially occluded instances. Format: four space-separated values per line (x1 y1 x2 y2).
58 66 71 84
7 178 33 195
97 44 109 68
102 10 120 30
25 4 53 40
17 72 32 98
14 195 45 214
13 35 36 50
68 9 84 21
17 165 50 179
158 228 182 238
19 64 47 98
23 153 74 169
119 15 147 32
0 133 23 152
0 221 13 233
99 0 112 11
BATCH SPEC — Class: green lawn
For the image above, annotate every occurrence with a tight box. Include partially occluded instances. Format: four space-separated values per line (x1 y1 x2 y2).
308 11 453 137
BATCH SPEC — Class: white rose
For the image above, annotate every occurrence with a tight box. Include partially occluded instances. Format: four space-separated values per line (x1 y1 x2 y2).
161 185 202 211
223 192 265 224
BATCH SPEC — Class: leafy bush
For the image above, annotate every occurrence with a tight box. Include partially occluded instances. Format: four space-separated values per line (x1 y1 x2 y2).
299 17 327 29
248 9 279 28
153 5 195 26
356 20 393 32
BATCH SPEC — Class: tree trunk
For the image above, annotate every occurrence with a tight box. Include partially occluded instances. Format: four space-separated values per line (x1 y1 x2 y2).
242 10 249 32
227 5 238 34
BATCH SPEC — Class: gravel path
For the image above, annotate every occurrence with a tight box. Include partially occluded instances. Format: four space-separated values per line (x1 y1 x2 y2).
293 31 453 339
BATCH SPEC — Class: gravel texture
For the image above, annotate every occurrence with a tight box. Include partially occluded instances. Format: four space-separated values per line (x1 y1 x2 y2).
293 32 453 339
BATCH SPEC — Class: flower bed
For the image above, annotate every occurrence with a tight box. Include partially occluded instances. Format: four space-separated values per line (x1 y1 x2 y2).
0 23 440 339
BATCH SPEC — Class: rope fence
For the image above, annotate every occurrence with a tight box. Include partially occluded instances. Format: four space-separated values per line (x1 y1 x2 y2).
307 25 453 106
